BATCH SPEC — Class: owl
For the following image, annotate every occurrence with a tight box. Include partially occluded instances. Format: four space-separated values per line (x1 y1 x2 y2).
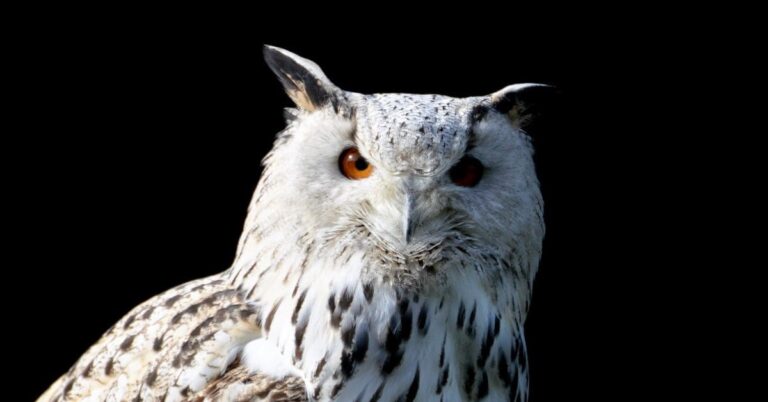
39 46 553 402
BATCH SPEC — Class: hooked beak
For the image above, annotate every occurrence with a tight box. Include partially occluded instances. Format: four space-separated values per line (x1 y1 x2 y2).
371 178 437 249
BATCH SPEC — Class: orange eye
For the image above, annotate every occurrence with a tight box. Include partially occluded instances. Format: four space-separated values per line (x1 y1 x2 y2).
339 147 374 180
449 156 484 187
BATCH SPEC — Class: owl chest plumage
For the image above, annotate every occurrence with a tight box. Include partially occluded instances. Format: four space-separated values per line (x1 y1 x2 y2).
236 243 529 402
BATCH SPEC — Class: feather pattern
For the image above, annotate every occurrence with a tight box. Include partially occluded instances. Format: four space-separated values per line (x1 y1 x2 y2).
39 46 550 402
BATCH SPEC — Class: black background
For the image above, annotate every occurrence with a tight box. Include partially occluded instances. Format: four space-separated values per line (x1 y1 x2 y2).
13 26 684 401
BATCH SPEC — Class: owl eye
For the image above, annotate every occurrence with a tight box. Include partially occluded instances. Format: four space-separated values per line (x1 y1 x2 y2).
449 156 484 187
339 147 374 180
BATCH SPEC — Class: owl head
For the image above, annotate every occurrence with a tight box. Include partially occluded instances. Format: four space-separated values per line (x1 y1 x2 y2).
245 46 554 295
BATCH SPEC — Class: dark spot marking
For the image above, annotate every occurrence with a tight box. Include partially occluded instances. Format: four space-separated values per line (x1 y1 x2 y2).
417 305 429 335
498 352 512 387
341 328 369 378
398 298 409 315
341 325 356 348
165 294 182 307
171 304 199 324
401 307 413 341
382 350 404 375
436 364 450 394
329 293 343 328
352 329 369 363
339 289 354 311
105 358 114 375
331 312 343 328
363 283 374 302
442 365 450 387
120 334 135 351
63 378 74 396
265 299 282 332
123 314 136 329
478 324 496 367
314 354 327 378
292 280 301 297
385 314 403 353
82 360 94 378
477 371 489 399
181 339 196 351
370 382 385 402
464 365 475 396
292 289 307 324
213 305 228 323
402 368 420 402
295 319 308 360
494 315 501 336
467 302 477 338
439 335 446 367
201 332 216 345
331 381 344 398
457 302 466 329
142 306 155 319
340 351 355 378
468 302 477 327
189 317 210 337
153 335 163 351
145 367 158 387
240 306 257 322
200 295 217 307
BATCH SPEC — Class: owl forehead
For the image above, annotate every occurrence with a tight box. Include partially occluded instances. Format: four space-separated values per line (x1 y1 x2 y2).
354 93 477 175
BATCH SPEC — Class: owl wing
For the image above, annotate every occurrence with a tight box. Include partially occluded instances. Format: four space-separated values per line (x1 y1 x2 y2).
38 274 307 402
191 364 306 402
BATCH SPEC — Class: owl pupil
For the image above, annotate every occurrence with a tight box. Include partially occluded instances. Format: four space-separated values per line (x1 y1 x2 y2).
449 156 484 187
339 147 374 180
355 158 368 171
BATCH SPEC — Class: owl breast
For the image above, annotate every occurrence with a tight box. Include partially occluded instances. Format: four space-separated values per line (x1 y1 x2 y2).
239 245 528 402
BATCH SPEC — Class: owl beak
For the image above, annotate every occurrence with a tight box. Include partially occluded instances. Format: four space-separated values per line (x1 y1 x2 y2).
378 183 425 248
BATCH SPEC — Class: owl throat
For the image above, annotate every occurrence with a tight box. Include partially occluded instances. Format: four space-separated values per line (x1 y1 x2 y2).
226 201 533 401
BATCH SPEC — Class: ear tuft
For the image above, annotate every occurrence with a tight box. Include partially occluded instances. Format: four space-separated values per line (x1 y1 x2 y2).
263 45 341 112
490 83 560 127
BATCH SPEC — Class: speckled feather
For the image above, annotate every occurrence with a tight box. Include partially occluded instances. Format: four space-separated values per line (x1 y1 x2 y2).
39 46 552 402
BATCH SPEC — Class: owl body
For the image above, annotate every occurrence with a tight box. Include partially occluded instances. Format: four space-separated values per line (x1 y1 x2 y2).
40 46 551 402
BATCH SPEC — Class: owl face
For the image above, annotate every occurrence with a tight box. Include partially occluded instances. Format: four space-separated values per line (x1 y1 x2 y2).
259 46 552 289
